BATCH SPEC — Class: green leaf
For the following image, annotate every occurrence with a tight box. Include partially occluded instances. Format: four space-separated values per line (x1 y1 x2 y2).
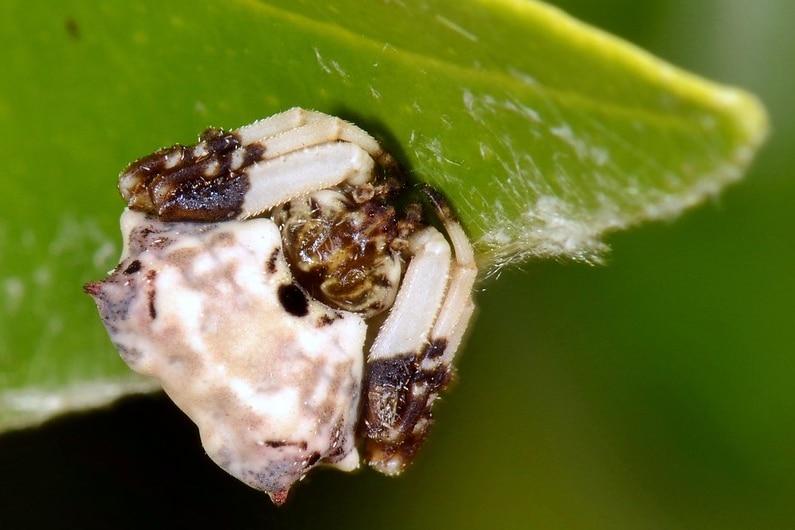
0 0 767 430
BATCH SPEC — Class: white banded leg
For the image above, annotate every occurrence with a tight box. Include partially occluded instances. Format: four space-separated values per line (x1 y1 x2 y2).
238 142 375 219
363 213 477 475
237 108 387 165
423 212 477 375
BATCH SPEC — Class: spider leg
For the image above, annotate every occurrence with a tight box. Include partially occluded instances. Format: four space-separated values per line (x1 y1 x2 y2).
419 185 478 373
235 108 319 144
363 199 477 475
237 108 389 165
120 108 392 222
236 109 400 217
239 142 375 218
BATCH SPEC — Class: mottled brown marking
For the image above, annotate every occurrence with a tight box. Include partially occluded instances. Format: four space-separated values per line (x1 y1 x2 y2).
276 197 403 317
327 420 350 459
265 247 280 274
362 352 454 473
423 337 448 359
263 440 308 450
362 355 414 439
118 129 264 222
316 313 343 327
154 168 250 222
146 269 157 320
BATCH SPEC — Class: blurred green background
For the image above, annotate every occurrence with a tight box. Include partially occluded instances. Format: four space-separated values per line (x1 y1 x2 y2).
0 0 792 528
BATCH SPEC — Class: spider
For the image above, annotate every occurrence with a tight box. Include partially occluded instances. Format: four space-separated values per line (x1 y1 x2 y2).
85 108 477 504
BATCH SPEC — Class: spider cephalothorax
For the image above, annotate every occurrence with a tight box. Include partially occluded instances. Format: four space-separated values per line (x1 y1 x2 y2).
271 179 416 318
87 108 477 503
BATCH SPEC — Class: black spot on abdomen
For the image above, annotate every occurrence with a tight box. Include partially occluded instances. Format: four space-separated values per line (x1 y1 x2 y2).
123 260 141 274
278 284 309 317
